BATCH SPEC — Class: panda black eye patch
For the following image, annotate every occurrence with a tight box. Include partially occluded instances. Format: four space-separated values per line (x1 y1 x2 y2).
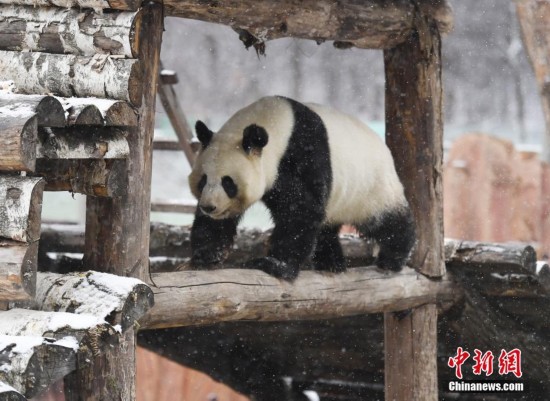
198 174 207 193
222 176 238 198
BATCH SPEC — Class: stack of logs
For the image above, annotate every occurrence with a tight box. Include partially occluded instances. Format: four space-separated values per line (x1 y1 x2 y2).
0 0 160 399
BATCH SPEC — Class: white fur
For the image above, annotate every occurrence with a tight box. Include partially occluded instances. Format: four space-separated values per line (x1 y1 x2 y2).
189 96 407 223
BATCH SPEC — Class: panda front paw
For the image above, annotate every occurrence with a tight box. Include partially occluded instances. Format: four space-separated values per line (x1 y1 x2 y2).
244 257 299 280
191 247 226 267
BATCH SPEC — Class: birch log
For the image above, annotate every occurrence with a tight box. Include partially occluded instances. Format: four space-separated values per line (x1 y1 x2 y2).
0 103 37 171
0 382 26 401
0 51 142 105
140 266 460 329
0 176 44 243
163 0 453 49
0 240 37 301
0 0 140 12
0 6 140 57
35 159 128 197
57 97 137 127
0 94 65 127
37 127 129 160
36 271 153 331
0 335 77 398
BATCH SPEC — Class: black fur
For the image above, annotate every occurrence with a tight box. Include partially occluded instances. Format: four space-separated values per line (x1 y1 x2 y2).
190 209 239 266
247 97 333 280
359 207 416 271
312 225 346 272
242 124 269 154
195 120 214 148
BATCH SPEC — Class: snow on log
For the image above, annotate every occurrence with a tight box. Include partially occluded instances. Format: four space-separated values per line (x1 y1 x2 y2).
0 335 77 398
0 240 37 302
0 381 26 401
0 94 65 128
140 266 460 329
445 239 537 275
0 102 37 171
163 0 453 49
57 97 137 127
36 271 154 331
35 159 128 197
0 176 44 243
0 6 141 57
36 127 129 160
0 0 139 12
0 51 142 106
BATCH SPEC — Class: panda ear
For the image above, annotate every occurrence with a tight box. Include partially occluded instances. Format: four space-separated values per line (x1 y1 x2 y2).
242 124 268 155
195 120 214 149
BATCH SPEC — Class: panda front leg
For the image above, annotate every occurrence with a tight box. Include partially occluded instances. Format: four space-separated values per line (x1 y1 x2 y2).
190 209 239 267
246 218 322 280
312 225 346 272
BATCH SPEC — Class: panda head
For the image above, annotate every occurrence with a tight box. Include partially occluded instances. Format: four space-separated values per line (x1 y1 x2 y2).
189 120 269 219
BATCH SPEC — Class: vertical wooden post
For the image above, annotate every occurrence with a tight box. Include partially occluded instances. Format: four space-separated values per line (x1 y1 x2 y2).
66 3 163 400
83 1 163 284
383 3 444 401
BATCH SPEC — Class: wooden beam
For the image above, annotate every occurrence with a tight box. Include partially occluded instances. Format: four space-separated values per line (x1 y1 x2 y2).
36 159 128 197
139 266 460 330
0 6 141 57
0 94 65 127
0 51 142 106
0 0 140 12
162 0 452 49
157 68 196 164
383 3 445 400
150 200 196 214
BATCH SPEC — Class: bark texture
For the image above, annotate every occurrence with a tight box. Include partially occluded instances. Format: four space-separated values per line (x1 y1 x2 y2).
0 240 37 301
0 103 37 171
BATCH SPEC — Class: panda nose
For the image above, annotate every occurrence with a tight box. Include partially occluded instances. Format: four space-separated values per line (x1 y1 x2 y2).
200 204 217 214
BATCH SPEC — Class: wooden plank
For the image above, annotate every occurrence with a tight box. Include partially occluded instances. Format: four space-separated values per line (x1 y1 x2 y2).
0 240 37 302
0 6 141 57
150 200 196 214
0 103 37 171
0 0 140 12
36 127 129 160
0 176 44 243
0 94 65 127
0 51 142 106
157 68 196 164
383 4 445 400
162 0 453 49
139 266 460 330
36 159 128 197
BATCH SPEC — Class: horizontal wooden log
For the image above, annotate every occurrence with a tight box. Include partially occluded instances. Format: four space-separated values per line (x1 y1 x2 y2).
445 239 537 275
0 176 44 243
0 94 65 128
163 0 453 49
139 266 460 329
36 271 154 331
150 200 197 214
0 382 26 401
0 51 142 106
35 159 128 197
58 97 137 127
0 240 37 302
0 0 140 12
37 127 129 160
0 335 77 398
0 6 140 57
0 103 37 171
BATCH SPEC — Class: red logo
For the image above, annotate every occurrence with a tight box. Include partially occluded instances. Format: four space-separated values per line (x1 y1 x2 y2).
448 348 522 378
498 349 523 378
448 347 470 379
472 349 494 376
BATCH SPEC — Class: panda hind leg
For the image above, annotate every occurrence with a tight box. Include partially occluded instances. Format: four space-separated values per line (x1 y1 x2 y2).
359 207 416 272
312 225 346 273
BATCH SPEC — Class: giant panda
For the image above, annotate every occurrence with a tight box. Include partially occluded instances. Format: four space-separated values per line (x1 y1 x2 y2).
188 96 415 280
